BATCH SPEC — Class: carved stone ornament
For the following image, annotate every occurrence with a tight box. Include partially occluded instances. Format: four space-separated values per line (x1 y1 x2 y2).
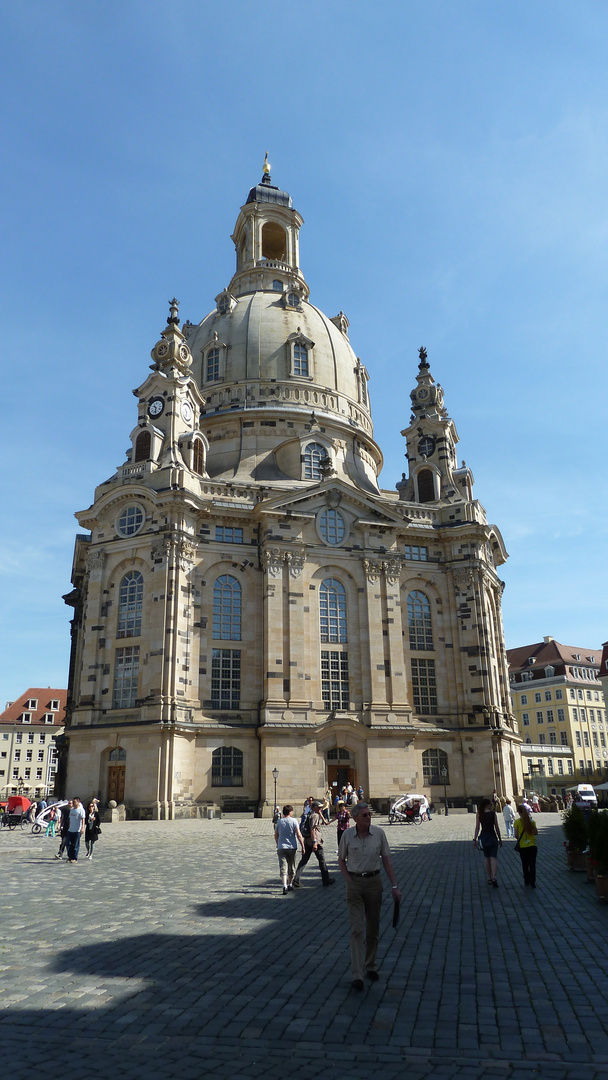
178 540 196 570
285 549 306 578
327 488 342 508
383 557 403 585
86 548 106 580
151 539 171 562
261 548 283 578
453 567 475 589
363 558 382 583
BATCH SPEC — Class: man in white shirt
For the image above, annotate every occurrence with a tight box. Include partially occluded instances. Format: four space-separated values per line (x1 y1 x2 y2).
65 796 86 863
338 802 401 990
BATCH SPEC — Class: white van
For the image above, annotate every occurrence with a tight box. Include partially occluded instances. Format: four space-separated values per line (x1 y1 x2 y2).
569 784 597 808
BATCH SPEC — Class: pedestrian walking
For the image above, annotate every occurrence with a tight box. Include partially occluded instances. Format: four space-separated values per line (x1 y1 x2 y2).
55 800 72 859
515 803 538 888
336 800 351 850
45 805 58 838
473 797 502 888
85 801 102 859
338 802 401 990
503 798 515 838
292 801 335 888
274 804 305 894
65 796 86 863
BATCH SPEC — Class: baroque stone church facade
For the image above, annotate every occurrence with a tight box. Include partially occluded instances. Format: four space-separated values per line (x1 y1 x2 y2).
62 163 523 817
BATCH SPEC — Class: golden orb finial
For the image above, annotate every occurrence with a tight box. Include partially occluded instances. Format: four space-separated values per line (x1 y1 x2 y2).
263 151 271 175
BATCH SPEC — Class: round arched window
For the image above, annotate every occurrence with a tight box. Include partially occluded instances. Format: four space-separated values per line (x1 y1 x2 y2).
318 509 346 546
116 504 145 537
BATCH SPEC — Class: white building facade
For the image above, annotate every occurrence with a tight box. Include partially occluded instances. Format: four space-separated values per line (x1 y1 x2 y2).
63 165 522 817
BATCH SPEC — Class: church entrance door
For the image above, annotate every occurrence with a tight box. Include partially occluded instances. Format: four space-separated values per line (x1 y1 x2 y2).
327 764 356 793
107 765 125 804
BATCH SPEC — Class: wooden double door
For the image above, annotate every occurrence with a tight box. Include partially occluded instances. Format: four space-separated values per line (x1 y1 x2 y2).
107 765 125 804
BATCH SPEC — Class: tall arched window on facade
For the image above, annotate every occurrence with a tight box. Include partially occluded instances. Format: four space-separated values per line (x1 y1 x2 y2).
211 745 243 787
304 442 326 480
193 438 205 475
117 571 143 638
407 591 433 651
422 747 448 786
320 578 349 711
320 579 347 643
135 430 151 462
213 575 242 640
417 469 436 503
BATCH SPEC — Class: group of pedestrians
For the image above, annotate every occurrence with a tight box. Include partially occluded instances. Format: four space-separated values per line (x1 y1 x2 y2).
54 797 102 862
474 796 539 889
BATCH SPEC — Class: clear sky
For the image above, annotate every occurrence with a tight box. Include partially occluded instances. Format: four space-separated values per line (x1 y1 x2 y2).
2 1 607 703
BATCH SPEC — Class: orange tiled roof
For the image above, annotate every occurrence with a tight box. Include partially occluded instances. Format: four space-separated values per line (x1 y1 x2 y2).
0 688 67 725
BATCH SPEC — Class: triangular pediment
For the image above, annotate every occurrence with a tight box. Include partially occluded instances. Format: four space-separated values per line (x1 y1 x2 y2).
256 479 411 527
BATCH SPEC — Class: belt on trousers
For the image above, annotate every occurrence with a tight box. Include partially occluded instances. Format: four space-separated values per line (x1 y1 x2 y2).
349 870 380 877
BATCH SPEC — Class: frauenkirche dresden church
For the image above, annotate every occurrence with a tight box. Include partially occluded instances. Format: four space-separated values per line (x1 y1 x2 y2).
62 159 523 817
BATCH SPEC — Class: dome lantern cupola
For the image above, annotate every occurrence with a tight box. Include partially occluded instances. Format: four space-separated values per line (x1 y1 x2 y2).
229 155 308 300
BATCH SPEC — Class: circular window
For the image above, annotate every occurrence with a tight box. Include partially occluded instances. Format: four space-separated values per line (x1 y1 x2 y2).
319 508 346 545
287 292 300 307
418 435 436 458
116 504 145 537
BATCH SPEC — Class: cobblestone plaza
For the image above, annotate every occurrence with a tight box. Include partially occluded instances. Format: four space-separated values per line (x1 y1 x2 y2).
2 813 607 1080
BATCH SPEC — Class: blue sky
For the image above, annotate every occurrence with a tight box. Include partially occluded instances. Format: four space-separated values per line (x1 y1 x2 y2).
2 1 607 702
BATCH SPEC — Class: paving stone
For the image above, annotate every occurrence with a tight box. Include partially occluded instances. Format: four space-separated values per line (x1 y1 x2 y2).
2 812 608 1079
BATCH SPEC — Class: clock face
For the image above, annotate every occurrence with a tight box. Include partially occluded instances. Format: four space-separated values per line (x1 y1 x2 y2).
156 343 168 357
179 345 189 362
148 397 164 418
418 435 435 458
181 401 193 424
417 388 429 401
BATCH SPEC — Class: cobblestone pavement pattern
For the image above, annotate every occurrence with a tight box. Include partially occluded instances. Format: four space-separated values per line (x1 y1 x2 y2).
1 812 608 1080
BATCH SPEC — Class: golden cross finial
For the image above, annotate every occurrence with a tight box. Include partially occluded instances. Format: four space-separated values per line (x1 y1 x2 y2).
263 151 271 175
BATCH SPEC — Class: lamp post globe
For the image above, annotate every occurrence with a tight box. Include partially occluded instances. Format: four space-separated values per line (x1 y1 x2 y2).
441 765 449 817
272 767 279 814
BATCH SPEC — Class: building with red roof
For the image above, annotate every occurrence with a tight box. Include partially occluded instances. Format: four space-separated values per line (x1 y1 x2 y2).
0 688 66 799
507 638 606 795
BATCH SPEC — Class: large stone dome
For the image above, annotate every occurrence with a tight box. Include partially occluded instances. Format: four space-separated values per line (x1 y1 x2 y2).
181 170 381 491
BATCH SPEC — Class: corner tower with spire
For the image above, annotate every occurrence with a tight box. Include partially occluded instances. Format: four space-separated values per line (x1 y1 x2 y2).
62 162 522 820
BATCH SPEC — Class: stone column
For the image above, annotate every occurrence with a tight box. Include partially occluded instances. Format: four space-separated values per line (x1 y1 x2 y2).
284 548 309 708
362 559 388 710
383 557 408 708
261 547 286 718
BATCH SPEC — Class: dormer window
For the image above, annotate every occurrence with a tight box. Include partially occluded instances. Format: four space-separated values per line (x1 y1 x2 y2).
286 291 301 308
215 290 236 315
206 348 220 382
304 442 327 480
293 342 308 377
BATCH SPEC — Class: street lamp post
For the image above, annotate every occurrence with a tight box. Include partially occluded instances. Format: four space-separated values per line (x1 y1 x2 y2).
441 766 449 817
272 767 279 814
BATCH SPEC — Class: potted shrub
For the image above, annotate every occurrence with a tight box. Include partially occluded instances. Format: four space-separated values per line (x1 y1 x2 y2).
588 810 608 901
562 805 588 871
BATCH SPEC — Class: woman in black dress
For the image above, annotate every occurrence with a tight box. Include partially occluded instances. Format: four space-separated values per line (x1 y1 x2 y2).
84 802 101 859
473 797 502 888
